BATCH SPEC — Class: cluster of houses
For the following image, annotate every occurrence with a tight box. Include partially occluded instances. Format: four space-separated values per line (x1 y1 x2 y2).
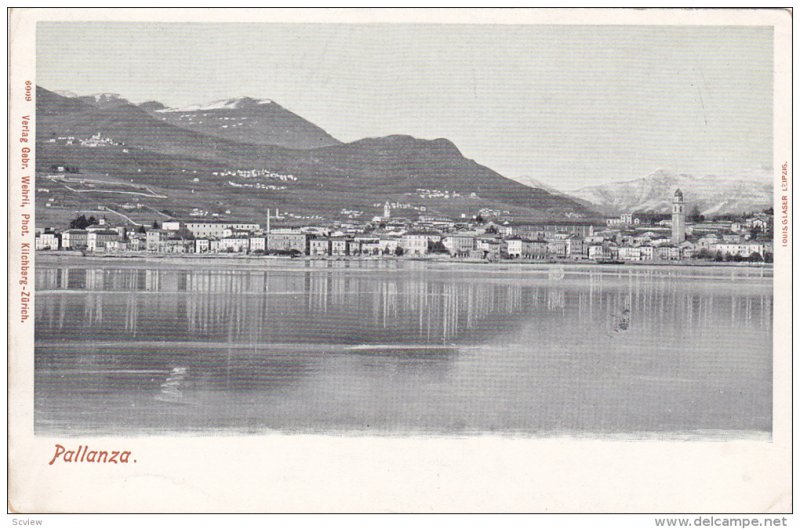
46 133 124 148
36 200 774 263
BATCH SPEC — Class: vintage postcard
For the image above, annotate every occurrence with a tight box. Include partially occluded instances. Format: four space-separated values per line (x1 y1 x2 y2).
7 8 792 515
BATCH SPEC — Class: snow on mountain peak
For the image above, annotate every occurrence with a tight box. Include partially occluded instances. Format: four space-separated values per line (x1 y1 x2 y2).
54 90 79 98
92 93 123 102
157 97 274 113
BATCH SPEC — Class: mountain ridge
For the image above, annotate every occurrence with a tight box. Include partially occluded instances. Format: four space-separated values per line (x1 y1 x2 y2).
35 85 599 226
571 168 772 216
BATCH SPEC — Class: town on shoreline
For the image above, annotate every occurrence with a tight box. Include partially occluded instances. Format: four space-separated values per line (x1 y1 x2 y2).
35 190 774 265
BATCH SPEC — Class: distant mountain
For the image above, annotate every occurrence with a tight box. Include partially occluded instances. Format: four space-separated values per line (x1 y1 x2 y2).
138 101 167 112
76 93 132 109
53 90 79 98
571 169 773 216
35 86 598 225
37 86 260 163
509 175 572 197
144 96 341 149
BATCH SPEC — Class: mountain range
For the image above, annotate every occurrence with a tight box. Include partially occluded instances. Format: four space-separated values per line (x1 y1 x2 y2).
570 169 773 216
35 87 596 227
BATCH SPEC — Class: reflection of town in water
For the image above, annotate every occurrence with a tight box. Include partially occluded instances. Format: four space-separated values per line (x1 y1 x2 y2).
36 264 772 344
34 263 773 436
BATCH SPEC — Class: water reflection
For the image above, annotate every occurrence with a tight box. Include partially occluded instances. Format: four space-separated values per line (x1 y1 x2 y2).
34 263 773 436
36 266 772 345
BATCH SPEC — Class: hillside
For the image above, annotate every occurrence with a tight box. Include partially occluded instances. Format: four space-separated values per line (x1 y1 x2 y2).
144 97 341 149
35 86 598 227
571 169 772 216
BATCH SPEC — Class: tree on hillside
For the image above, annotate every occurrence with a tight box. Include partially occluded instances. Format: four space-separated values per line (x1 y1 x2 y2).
87 216 98 226
137 225 147 234
152 220 160 229
68 214 89 229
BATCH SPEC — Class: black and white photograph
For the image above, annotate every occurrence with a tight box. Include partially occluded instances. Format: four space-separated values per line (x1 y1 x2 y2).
7 8 792 517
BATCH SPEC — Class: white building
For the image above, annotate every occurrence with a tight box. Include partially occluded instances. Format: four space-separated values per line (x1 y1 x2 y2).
711 242 768 258
219 237 249 253
505 237 524 258
442 235 475 256
35 233 59 250
184 221 260 238
249 236 267 252
195 239 210 253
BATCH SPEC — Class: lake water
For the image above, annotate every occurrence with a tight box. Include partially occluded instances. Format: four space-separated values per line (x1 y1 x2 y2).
34 259 772 437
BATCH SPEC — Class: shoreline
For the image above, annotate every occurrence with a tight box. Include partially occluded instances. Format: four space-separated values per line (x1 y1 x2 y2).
34 251 774 271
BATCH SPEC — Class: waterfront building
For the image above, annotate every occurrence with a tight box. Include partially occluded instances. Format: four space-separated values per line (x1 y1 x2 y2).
35 232 59 250
219 237 249 253
442 234 475 257
378 236 400 254
475 237 502 260
546 238 569 258
401 231 441 256
267 232 308 253
158 239 192 253
505 236 524 258
310 238 331 256
522 239 548 259
657 245 681 260
195 239 210 253
711 242 768 258
566 234 584 259
104 240 129 253
128 234 146 251
249 236 267 253
146 230 168 251
87 230 120 252
61 229 88 249
588 245 605 260
618 246 642 261
331 238 350 256
672 189 686 244
354 235 381 255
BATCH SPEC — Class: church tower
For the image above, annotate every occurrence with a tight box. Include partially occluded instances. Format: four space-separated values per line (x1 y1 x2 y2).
671 189 686 244
383 201 391 219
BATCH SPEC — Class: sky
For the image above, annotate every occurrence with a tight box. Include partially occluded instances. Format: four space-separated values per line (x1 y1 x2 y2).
37 23 773 190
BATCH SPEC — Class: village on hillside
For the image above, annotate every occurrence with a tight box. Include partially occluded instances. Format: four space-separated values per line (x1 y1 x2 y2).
35 189 774 264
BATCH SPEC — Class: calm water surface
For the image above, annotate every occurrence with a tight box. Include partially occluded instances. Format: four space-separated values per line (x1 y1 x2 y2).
34 259 772 437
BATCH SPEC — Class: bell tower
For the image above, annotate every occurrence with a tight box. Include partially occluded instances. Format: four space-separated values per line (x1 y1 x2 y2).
671 189 686 244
